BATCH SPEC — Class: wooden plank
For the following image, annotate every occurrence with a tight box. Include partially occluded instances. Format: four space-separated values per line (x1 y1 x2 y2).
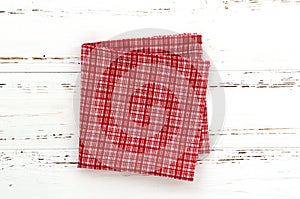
0 1 299 70
1 148 299 170
0 150 299 198
0 72 299 149
0 147 300 171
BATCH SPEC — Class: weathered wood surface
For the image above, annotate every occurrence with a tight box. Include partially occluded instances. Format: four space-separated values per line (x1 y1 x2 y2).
0 0 299 198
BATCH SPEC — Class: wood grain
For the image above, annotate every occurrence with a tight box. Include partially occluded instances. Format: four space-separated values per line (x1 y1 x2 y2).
0 0 299 198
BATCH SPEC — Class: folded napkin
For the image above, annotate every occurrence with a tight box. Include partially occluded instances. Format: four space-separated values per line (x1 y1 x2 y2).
78 34 210 181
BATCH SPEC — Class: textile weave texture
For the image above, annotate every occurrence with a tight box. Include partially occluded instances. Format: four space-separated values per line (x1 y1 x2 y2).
78 34 210 181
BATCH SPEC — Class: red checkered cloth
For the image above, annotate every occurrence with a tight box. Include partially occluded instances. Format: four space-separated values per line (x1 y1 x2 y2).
79 34 210 181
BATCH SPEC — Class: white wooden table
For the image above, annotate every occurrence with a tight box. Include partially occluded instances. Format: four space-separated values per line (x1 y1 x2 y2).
0 0 299 198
